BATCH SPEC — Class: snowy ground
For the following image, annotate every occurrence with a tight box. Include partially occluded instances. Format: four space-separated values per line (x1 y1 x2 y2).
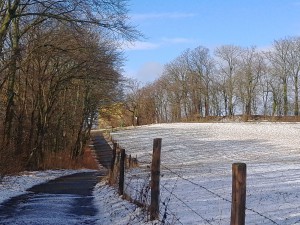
111 122 300 225
0 170 81 204
93 181 156 225
0 169 151 224
1 122 299 225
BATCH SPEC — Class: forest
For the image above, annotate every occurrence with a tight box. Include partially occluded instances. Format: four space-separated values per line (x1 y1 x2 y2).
0 0 138 175
123 38 300 125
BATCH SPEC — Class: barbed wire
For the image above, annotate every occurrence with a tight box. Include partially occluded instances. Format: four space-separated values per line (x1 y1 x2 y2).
112 141 282 225
160 163 280 225
124 173 184 225
159 207 184 225
161 163 231 203
160 205 184 225
161 184 213 225
160 170 183 224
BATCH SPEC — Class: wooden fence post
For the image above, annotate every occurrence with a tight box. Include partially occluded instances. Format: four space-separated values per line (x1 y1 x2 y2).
230 163 247 225
150 138 162 221
118 148 125 195
116 152 120 163
111 143 117 173
128 154 132 168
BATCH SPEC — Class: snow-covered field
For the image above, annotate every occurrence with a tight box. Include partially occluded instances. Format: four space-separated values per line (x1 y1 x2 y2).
1 122 299 225
111 122 300 225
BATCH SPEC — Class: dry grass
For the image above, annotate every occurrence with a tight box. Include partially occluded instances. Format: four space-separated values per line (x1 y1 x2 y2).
42 147 99 170
191 115 300 123
0 152 27 176
79 147 100 170
0 130 100 177
0 141 28 176
0 145 99 178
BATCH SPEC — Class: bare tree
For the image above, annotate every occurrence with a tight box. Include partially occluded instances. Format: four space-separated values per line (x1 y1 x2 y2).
267 38 291 116
154 77 171 122
187 46 214 117
125 37 300 124
237 47 266 117
215 45 242 116
0 0 139 52
163 54 190 121
286 37 300 116
0 0 135 173
136 84 157 124
123 78 142 126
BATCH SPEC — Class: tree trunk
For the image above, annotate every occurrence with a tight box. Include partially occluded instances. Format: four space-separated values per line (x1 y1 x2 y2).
294 75 299 116
3 17 20 145
283 77 288 116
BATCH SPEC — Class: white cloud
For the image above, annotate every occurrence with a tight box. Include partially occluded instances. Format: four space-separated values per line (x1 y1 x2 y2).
122 37 193 52
122 41 160 51
257 44 273 52
131 12 196 20
126 62 164 84
161 37 195 44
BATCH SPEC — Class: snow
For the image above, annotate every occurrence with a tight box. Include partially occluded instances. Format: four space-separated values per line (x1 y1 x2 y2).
93 181 155 225
0 170 81 204
0 169 152 224
111 122 300 225
1 122 300 225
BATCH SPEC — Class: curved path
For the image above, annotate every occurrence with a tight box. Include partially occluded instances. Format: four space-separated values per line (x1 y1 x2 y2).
0 132 112 225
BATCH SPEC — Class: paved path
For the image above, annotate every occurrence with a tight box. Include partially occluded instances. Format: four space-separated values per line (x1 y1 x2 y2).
0 132 112 225
91 131 113 169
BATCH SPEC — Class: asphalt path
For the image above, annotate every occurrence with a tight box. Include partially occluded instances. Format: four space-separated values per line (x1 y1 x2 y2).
0 132 112 225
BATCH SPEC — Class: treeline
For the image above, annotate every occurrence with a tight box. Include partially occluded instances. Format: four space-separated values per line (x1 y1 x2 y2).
127 38 300 124
0 0 137 174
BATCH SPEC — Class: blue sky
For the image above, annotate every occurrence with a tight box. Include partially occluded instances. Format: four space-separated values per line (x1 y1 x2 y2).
123 0 300 84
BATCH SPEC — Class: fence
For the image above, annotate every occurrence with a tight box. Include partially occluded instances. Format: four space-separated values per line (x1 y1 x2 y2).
108 137 282 225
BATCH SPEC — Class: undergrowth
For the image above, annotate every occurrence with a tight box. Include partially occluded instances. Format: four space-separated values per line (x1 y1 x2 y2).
0 144 99 179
